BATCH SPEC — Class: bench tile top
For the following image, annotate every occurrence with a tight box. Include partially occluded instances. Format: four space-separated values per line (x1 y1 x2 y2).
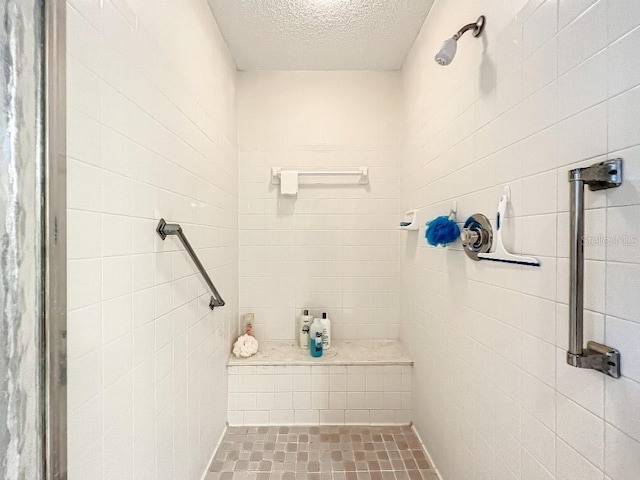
228 340 413 366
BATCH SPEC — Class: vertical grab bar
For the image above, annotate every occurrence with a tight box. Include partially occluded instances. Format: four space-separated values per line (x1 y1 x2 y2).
569 171 585 357
156 219 226 310
566 159 622 378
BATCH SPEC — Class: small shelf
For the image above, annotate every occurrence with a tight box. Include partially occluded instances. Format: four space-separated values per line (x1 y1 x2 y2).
399 209 419 230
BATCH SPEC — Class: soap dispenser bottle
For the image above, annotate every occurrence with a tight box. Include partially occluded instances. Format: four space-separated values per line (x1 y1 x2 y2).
299 310 313 348
320 312 331 350
309 317 324 358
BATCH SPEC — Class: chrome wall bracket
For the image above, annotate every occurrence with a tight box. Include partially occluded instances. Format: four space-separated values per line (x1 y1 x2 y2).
567 341 620 378
156 219 226 310
567 159 623 378
460 213 493 261
571 158 623 191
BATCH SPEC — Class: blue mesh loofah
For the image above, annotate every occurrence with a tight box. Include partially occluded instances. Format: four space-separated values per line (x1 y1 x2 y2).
425 216 460 247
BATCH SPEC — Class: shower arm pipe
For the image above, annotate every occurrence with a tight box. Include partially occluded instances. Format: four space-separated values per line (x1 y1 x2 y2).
452 15 485 40
567 159 622 378
156 219 225 310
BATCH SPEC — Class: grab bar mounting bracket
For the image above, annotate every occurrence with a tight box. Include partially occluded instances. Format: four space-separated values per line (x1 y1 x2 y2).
567 341 620 378
569 158 622 191
156 218 179 240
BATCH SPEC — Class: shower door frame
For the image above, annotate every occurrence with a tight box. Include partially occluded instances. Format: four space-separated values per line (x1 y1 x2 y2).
44 0 67 478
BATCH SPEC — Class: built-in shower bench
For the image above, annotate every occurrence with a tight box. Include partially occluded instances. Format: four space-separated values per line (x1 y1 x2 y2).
227 340 413 427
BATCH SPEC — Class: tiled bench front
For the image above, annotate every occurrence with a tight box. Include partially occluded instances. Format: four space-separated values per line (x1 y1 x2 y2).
227 340 413 426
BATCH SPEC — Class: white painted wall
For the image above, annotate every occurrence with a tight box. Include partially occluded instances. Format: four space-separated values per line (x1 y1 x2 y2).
237 71 401 341
401 0 640 479
65 0 238 478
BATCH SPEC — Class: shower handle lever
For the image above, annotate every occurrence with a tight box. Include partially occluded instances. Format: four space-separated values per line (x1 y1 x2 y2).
567 159 622 378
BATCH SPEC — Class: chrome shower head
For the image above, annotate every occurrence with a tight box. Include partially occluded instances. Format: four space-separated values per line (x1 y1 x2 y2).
434 15 485 66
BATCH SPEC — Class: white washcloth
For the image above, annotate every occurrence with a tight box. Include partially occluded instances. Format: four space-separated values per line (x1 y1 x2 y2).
280 170 298 196
233 334 259 358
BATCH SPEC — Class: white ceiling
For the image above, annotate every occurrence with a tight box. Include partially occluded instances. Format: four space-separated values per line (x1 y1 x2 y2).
208 0 435 71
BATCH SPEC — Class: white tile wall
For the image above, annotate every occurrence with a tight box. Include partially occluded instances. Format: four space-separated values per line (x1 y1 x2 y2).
237 71 401 341
65 0 640 476
66 1 238 479
227 365 412 426
401 0 640 479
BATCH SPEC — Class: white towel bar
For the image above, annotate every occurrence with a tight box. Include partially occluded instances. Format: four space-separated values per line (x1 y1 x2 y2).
271 166 369 185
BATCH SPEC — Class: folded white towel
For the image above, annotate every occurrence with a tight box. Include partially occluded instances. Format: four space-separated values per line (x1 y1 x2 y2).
280 170 298 196
233 334 259 358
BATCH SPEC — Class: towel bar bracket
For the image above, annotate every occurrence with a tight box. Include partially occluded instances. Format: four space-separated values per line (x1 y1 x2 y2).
156 218 226 310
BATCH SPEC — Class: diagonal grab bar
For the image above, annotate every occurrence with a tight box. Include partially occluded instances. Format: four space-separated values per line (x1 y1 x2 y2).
156 219 225 310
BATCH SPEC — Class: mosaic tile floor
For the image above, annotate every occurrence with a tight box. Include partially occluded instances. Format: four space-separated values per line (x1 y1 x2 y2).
206 426 438 480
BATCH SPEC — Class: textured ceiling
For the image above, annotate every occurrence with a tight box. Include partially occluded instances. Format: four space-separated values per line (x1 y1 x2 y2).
208 0 435 71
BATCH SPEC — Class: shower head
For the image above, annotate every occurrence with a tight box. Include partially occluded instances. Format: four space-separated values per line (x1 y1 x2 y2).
435 38 458 66
434 15 486 66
